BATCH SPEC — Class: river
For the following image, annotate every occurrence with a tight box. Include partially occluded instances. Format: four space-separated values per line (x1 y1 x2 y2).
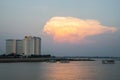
0 61 120 80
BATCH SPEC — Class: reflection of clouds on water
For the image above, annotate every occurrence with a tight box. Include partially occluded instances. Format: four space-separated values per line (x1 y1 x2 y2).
44 62 95 80
0 61 120 80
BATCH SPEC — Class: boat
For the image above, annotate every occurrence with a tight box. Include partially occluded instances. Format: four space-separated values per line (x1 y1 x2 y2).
47 59 57 63
102 60 115 64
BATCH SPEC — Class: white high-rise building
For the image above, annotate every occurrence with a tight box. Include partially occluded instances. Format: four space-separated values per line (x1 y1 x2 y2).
6 39 23 54
24 36 41 55
6 36 41 55
16 40 24 54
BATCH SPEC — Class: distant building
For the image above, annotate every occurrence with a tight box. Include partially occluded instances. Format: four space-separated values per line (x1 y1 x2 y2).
24 36 41 55
16 40 23 54
6 39 23 54
6 36 41 55
6 39 16 54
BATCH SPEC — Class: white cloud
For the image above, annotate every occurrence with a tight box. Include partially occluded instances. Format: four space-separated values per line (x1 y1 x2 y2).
43 17 117 43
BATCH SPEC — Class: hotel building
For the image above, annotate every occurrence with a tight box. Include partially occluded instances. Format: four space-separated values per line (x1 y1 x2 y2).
6 39 23 54
24 36 41 55
6 36 41 55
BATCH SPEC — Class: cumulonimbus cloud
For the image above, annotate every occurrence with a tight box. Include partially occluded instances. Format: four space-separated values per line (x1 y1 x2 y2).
42 17 117 43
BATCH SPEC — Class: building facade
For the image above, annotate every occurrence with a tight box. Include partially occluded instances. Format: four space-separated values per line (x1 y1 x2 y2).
6 36 41 55
6 39 16 54
23 36 41 55
16 40 23 54
6 39 23 54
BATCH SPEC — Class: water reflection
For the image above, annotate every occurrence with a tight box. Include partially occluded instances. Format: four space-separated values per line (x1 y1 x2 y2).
42 61 96 80
0 61 120 80
37 61 120 80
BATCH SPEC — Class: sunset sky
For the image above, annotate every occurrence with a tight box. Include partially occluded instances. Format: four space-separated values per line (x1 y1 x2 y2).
0 0 120 56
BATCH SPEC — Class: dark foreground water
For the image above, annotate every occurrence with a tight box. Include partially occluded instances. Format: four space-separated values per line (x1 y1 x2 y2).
0 61 120 80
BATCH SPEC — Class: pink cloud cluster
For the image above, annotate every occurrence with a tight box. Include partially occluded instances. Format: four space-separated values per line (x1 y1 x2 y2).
43 17 117 43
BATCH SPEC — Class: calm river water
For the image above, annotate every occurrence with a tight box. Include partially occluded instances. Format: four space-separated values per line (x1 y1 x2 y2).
0 61 120 80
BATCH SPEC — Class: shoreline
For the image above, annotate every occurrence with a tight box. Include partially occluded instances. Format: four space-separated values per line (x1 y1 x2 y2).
0 58 95 63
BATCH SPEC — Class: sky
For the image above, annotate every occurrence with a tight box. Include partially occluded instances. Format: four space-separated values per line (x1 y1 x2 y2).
0 0 120 56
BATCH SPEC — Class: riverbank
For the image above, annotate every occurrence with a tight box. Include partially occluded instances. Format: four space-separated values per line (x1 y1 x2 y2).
0 58 95 63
